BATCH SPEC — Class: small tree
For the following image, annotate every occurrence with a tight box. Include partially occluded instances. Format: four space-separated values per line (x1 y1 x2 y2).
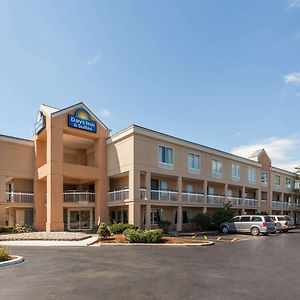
190 213 212 231
97 222 110 240
158 220 172 234
212 203 234 228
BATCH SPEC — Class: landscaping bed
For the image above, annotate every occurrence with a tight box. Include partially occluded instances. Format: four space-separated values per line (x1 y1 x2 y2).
0 232 92 241
96 234 211 245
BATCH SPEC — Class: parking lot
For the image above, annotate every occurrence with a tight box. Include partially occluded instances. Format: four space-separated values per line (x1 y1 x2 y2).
1 230 300 300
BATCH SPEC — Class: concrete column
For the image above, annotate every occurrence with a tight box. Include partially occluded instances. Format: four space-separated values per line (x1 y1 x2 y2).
242 186 246 214
176 205 183 232
128 202 141 227
145 203 151 230
8 208 15 226
94 136 109 225
129 169 140 202
203 180 208 212
46 125 64 232
281 192 284 215
224 183 228 203
257 188 261 214
145 171 151 201
34 180 46 231
0 176 6 225
177 176 182 202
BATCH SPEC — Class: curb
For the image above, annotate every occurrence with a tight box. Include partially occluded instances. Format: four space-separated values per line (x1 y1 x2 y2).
91 241 214 247
0 256 24 268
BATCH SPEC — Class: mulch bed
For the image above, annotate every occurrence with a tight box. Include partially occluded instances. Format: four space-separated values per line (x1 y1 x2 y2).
97 234 208 244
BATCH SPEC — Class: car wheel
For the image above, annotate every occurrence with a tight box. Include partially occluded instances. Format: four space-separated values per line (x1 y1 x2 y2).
283 229 289 233
221 226 229 234
251 227 260 236
262 233 268 236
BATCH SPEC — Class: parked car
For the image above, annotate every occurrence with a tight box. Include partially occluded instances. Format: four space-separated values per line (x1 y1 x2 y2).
220 215 276 236
270 215 295 232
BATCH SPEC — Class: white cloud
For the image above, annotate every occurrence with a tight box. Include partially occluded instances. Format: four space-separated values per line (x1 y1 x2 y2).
287 0 300 8
231 137 300 172
87 53 102 65
100 109 111 118
283 72 300 84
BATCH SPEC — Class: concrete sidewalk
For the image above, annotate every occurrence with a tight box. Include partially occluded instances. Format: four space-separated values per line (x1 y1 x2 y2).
0 235 98 247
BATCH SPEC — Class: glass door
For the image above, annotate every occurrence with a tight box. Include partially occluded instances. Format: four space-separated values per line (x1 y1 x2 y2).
69 211 80 230
80 211 91 230
68 210 91 230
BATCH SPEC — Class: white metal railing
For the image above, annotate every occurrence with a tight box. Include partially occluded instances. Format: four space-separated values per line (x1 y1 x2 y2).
108 189 129 202
272 201 282 209
5 191 34 203
227 196 243 207
140 188 146 200
206 195 225 206
182 192 205 204
150 190 178 201
63 191 95 203
244 198 258 207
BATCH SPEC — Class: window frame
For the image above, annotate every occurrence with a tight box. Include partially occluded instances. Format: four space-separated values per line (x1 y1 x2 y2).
158 145 174 170
212 159 223 177
187 152 201 174
231 163 241 181
248 168 256 184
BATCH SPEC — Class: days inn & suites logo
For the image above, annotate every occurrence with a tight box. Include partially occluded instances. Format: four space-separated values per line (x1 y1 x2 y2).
68 109 97 133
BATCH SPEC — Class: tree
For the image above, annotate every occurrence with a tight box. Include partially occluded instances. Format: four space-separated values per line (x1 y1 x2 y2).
212 203 235 228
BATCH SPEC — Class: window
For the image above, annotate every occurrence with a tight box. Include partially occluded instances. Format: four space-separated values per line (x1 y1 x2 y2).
230 216 240 223
158 145 173 169
286 178 291 189
231 163 241 180
151 209 163 225
174 210 190 224
188 153 200 173
212 159 223 176
252 216 262 222
261 172 268 186
241 216 251 222
295 180 300 190
160 181 169 191
248 168 256 183
275 175 281 187
186 184 193 193
208 187 215 195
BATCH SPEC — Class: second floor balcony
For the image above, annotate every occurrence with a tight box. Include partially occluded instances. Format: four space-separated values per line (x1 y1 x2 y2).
5 191 34 204
63 191 95 204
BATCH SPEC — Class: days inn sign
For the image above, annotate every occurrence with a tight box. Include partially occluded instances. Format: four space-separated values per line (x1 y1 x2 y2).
68 109 97 133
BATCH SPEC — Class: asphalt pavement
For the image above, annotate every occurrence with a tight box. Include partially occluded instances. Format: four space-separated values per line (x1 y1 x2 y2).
1 231 300 300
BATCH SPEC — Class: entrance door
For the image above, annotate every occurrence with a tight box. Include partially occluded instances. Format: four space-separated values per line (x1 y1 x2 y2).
68 210 92 231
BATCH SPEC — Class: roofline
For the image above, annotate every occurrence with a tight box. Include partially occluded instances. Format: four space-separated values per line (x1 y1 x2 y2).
107 124 262 167
0 134 34 146
270 166 296 177
47 102 110 132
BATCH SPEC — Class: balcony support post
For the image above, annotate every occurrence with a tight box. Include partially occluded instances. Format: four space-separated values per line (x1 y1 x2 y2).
0 176 6 225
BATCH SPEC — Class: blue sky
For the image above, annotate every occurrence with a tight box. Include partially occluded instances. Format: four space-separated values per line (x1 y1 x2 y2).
0 0 300 170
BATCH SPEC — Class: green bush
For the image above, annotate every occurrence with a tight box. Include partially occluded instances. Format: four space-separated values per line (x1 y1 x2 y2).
0 226 15 233
0 225 32 234
0 246 10 262
97 222 110 239
212 203 235 228
190 213 212 231
158 220 172 234
108 223 138 235
124 229 164 243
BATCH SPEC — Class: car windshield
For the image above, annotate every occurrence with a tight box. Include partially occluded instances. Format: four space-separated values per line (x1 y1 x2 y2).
285 216 293 221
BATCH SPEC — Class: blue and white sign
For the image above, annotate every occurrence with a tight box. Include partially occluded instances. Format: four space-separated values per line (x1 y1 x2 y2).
68 109 97 133
35 111 46 134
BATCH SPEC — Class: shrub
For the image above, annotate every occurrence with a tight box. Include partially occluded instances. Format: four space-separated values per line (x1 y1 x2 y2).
212 203 235 228
0 226 15 233
190 213 212 231
0 225 32 234
108 223 138 235
124 229 164 243
0 246 10 262
158 220 172 234
12 225 32 234
97 222 110 239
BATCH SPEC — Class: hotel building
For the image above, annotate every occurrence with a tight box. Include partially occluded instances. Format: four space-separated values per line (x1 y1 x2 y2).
0 102 299 231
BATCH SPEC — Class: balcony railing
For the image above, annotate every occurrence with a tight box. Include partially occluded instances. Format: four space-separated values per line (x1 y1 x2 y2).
227 196 243 207
207 195 225 206
5 192 34 203
272 201 282 209
108 189 129 202
63 191 95 203
182 192 205 204
244 198 258 207
151 190 178 201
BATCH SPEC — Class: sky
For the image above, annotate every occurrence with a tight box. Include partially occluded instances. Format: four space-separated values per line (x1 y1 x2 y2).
0 0 300 171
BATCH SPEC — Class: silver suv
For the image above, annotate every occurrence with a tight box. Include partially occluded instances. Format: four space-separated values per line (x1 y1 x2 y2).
270 215 294 232
220 215 276 236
